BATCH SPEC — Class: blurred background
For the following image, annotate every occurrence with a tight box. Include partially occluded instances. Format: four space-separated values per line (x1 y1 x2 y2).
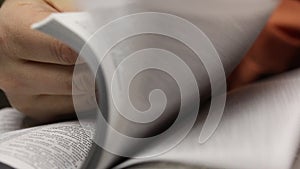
0 90 9 109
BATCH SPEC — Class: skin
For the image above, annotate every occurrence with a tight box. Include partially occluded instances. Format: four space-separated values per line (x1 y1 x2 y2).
228 0 300 90
0 0 80 121
1 0 298 122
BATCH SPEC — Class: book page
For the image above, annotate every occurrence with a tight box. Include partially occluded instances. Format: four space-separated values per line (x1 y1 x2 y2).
32 12 95 52
0 108 24 135
116 69 300 169
0 121 94 169
32 7 279 168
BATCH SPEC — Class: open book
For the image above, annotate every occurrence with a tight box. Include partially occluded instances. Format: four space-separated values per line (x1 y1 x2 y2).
0 72 299 169
0 2 299 169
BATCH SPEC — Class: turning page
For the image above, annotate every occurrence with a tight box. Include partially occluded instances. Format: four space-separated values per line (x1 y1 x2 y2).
116 69 300 169
31 12 95 52
32 1 279 167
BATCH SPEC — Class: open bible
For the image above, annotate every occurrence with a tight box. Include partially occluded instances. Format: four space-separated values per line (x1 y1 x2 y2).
0 72 299 169
0 1 299 168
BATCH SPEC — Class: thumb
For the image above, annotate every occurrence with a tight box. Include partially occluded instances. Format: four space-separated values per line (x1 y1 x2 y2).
228 57 265 91
1 0 78 65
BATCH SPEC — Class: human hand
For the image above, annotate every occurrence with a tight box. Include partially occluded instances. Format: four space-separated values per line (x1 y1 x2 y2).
228 0 300 90
0 0 79 121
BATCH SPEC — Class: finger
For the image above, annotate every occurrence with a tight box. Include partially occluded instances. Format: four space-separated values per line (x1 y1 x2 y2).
7 94 97 122
2 0 78 65
0 61 94 96
7 94 74 121
4 61 73 95
22 62 74 95
23 62 94 95
228 0 300 91
228 58 264 91
72 63 96 95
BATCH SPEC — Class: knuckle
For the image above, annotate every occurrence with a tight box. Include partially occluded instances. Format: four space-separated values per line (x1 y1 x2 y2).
51 40 76 64
52 40 65 63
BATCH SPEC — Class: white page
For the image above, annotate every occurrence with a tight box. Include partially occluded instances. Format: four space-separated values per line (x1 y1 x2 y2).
0 121 93 169
0 108 24 135
80 0 280 75
32 1 281 167
32 12 95 52
116 69 300 169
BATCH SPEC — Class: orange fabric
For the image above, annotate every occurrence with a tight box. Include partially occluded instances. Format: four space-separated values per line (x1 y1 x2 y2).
228 0 300 90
